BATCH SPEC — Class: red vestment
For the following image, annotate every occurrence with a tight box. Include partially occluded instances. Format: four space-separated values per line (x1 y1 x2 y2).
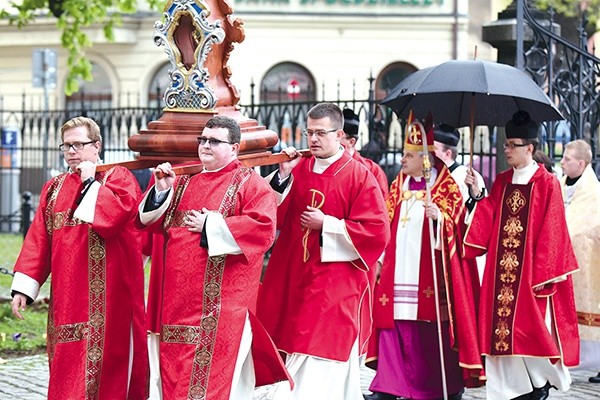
141 231 165 334
352 150 389 199
370 159 484 386
13 167 148 400
258 152 390 361
142 160 290 399
464 167 580 366
351 150 390 355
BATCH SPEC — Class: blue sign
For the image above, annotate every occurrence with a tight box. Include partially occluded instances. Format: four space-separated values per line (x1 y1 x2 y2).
1 127 19 147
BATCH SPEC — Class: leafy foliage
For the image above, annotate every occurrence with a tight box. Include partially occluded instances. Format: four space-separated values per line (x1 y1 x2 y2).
535 0 600 27
0 0 165 95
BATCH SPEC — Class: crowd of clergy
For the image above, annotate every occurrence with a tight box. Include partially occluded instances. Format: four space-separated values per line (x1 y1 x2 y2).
8 103 600 400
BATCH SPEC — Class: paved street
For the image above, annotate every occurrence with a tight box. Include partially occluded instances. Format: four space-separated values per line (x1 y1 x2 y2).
1 354 599 399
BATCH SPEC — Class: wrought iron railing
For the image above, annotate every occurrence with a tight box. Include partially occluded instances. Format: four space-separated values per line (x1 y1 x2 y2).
522 4 600 170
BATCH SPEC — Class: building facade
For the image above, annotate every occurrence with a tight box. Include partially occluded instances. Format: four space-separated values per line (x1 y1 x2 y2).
0 0 506 112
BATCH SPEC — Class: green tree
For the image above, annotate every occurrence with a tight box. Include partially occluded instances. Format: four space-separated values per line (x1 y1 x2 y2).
0 0 164 95
535 0 600 28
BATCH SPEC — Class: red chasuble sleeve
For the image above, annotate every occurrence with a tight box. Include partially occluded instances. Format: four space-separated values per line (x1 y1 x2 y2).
93 166 142 238
223 173 277 266
13 178 56 287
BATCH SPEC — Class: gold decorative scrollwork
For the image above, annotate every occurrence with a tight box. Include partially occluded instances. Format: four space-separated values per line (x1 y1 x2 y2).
506 189 526 214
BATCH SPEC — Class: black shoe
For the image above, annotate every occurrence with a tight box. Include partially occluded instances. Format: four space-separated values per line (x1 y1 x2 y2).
530 382 554 400
448 389 464 400
363 392 397 400
511 392 531 400
590 372 600 383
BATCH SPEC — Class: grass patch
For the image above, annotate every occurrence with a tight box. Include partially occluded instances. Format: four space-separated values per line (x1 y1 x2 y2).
0 301 47 358
0 234 153 360
0 234 23 298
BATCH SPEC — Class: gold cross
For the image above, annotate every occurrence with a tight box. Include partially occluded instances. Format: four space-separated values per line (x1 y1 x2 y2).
423 286 434 298
379 294 390 306
400 215 410 227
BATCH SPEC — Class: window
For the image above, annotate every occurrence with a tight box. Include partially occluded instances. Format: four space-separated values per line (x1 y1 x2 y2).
375 62 418 101
65 62 112 110
260 62 316 103
148 62 171 109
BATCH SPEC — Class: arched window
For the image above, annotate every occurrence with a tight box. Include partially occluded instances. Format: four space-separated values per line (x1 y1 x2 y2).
260 62 316 103
65 62 112 110
148 62 171 109
375 62 418 101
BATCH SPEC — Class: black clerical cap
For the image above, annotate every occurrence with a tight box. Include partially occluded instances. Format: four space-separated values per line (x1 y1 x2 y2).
433 123 460 146
343 108 360 138
506 110 539 139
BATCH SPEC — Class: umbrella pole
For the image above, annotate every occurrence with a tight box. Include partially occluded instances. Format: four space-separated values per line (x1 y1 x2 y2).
469 94 475 168
413 121 449 400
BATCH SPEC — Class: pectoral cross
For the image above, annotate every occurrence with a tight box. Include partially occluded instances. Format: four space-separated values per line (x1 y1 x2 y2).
379 294 390 306
400 215 411 227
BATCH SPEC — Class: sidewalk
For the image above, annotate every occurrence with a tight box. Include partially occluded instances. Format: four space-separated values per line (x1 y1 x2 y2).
1 354 599 399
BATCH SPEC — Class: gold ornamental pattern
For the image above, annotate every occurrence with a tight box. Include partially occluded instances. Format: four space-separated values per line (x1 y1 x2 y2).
53 322 89 343
578 312 600 327
186 168 252 400
85 230 107 400
163 175 191 230
162 325 202 344
491 185 532 355
501 216 523 249
44 174 68 236
506 188 526 214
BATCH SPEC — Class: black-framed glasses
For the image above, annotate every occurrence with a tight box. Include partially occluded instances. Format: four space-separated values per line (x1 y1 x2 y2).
503 142 530 150
197 136 233 147
302 128 338 138
58 140 96 152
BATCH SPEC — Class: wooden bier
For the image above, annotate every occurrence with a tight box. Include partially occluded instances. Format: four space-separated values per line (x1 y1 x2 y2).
95 149 312 175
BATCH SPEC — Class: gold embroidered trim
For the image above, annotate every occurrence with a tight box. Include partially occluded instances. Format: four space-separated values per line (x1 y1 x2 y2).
85 230 107 400
492 186 530 354
577 312 600 327
173 168 253 400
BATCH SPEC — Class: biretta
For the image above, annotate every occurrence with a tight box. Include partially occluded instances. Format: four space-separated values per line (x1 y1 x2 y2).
343 108 360 137
433 123 460 147
506 110 539 139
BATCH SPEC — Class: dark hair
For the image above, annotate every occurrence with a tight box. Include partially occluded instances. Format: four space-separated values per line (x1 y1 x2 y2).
307 103 343 129
205 116 241 144
522 138 539 153
533 150 553 173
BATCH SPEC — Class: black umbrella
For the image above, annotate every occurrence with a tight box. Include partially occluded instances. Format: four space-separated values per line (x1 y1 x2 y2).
381 59 563 127
381 59 563 162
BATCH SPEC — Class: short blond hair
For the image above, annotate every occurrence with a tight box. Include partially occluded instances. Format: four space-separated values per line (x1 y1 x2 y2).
60 117 102 144
565 139 592 165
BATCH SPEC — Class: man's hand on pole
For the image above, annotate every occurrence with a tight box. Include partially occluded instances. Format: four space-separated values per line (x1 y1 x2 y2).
153 162 176 192
278 147 303 180
465 167 482 198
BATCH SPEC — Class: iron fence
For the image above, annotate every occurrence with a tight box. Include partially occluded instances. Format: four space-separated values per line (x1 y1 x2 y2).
4 0 600 233
0 92 498 234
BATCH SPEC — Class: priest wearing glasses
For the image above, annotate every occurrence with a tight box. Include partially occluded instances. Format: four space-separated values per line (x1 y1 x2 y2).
138 115 291 399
